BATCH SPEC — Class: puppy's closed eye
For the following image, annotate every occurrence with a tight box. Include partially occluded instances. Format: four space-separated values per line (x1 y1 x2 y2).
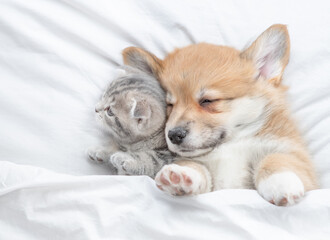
167 103 174 107
199 99 216 107
167 103 173 115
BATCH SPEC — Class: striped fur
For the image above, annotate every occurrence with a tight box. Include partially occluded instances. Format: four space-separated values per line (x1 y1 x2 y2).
88 66 173 178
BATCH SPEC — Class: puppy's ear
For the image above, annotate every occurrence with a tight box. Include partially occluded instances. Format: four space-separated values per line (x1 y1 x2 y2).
122 47 162 77
240 24 290 86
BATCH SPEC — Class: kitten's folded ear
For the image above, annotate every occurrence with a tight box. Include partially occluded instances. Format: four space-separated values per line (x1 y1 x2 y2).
122 47 162 78
240 24 290 86
130 98 151 121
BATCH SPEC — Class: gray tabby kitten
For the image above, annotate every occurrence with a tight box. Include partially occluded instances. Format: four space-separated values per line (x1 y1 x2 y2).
88 66 173 178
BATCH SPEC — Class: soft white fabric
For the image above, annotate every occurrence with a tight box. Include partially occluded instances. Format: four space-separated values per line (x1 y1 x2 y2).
1 0 330 239
1 161 330 240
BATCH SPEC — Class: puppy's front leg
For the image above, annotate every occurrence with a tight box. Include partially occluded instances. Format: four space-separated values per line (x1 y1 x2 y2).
255 153 318 206
155 160 212 196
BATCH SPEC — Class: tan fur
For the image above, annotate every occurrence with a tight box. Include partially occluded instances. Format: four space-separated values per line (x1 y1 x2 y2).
122 47 163 78
123 24 318 202
256 153 317 191
241 24 290 87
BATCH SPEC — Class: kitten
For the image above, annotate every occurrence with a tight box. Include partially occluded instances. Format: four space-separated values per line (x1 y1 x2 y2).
88 66 173 178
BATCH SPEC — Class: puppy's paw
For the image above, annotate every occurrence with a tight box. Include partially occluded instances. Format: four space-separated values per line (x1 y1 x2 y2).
87 147 109 163
155 164 206 196
257 171 305 206
110 152 137 175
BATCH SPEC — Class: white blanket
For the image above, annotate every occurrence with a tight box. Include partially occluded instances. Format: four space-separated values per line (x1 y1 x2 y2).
1 0 330 239
1 161 330 240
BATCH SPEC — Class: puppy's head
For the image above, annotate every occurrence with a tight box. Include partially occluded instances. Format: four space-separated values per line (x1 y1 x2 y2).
123 24 290 157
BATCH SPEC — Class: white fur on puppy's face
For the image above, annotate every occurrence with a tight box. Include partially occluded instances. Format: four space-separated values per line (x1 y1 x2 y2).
165 95 267 158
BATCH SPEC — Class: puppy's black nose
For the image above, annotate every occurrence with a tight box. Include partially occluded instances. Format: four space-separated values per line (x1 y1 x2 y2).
168 127 187 145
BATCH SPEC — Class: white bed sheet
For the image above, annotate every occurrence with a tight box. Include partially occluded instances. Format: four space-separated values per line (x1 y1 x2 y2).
1 0 330 239
1 161 330 240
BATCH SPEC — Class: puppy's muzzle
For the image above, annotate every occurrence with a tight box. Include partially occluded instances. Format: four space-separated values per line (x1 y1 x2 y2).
168 127 187 145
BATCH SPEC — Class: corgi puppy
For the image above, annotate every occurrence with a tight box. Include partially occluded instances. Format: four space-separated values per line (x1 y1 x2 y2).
122 24 318 206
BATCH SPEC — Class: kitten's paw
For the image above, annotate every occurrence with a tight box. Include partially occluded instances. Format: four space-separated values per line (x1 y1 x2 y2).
155 164 206 196
257 171 305 206
110 152 136 175
87 147 109 163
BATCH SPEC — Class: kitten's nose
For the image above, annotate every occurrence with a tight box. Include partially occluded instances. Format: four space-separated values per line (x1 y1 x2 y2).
95 105 104 113
95 102 104 113
168 127 187 145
